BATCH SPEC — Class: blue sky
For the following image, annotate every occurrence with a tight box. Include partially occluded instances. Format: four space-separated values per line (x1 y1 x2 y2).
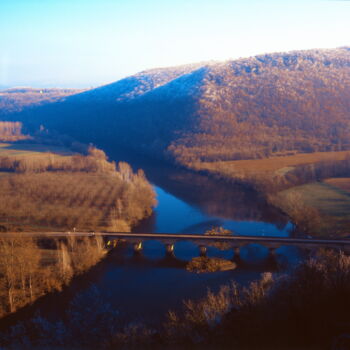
1 0 349 88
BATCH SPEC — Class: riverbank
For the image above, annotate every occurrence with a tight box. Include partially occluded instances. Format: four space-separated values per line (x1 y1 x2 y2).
0 249 344 350
186 151 350 236
0 235 108 321
0 139 156 232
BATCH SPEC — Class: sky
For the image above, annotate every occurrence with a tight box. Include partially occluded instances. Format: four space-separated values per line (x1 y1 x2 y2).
0 0 349 88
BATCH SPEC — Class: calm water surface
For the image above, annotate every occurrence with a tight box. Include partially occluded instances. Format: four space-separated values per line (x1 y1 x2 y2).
73 148 299 324
5 149 300 326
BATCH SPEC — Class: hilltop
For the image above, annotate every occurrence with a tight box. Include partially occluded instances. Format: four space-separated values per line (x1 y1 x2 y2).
2 47 350 165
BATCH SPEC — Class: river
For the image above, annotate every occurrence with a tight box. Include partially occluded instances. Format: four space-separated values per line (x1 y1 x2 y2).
1 148 301 328
77 148 300 325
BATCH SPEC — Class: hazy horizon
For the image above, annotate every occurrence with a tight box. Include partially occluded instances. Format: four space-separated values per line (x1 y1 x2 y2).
1 0 350 88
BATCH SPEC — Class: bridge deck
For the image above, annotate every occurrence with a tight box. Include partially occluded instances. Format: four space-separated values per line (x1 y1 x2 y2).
3 231 350 247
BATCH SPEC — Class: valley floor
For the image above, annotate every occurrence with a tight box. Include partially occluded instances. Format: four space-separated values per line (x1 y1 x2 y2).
189 151 350 237
274 180 350 237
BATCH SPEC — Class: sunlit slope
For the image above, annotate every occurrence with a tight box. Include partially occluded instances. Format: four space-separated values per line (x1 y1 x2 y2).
5 47 350 164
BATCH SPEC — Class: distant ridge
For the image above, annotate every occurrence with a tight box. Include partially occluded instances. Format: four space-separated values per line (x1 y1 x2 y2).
2 47 350 165
0 87 85 115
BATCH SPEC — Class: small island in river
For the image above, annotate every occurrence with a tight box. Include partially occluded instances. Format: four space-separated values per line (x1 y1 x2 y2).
186 256 237 273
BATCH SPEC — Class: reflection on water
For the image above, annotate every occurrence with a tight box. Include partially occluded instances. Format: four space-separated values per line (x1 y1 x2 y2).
0 239 305 328
84 241 303 324
136 186 293 235
82 148 295 322
106 147 293 236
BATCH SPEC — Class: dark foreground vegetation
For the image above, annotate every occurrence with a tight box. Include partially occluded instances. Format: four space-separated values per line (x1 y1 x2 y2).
0 250 349 349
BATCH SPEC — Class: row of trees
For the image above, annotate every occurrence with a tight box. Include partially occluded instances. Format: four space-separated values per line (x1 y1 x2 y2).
0 141 156 232
0 121 27 141
0 165 156 232
0 146 116 173
0 236 106 317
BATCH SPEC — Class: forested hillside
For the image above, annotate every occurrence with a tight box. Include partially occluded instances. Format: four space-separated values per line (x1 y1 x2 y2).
3 47 350 165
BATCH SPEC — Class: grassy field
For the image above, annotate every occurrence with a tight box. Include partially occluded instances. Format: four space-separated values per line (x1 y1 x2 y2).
192 151 350 237
0 142 73 158
194 151 350 177
275 180 350 237
325 177 350 192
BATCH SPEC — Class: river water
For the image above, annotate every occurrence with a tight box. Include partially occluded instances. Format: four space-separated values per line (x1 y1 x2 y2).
76 148 299 325
2 149 301 327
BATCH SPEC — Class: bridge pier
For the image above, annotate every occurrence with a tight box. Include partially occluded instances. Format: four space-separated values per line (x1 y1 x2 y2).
233 247 240 262
166 244 175 255
133 242 143 253
267 247 281 268
106 240 117 249
269 247 277 257
199 245 207 257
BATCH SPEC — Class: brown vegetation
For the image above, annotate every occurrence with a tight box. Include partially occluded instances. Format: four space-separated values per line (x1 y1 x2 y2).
0 165 155 232
0 142 156 232
0 148 114 173
186 257 236 273
3 48 350 169
169 48 350 165
194 152 350 193
325 177 350 192
165 250 350 349
269 181 350 237
0 235 106 318
193 154 350 235
1 250 349 349
0 122 28 142
267 191 323 234
204 226 232 236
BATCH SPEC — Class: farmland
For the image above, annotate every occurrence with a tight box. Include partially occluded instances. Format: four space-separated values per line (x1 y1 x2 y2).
0 142 156 232
0 142 73 157
190 151 350 236
270 181 350 237
193 151 350 178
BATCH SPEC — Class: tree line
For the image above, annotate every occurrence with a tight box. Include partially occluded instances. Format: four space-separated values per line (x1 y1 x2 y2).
0 235 106 318
0 143 156 232
0 121 27 142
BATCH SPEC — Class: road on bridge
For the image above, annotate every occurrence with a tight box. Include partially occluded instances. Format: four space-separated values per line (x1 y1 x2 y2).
3 231 350 248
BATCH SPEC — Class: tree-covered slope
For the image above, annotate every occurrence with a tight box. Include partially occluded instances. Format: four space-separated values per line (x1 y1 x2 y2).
3 47 350 165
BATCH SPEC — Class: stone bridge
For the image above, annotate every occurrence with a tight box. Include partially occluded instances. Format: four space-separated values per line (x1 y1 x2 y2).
101 232 350 258
5 231 350 259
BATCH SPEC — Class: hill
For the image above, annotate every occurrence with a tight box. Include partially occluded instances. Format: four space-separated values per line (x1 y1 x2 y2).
2 47 350 165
